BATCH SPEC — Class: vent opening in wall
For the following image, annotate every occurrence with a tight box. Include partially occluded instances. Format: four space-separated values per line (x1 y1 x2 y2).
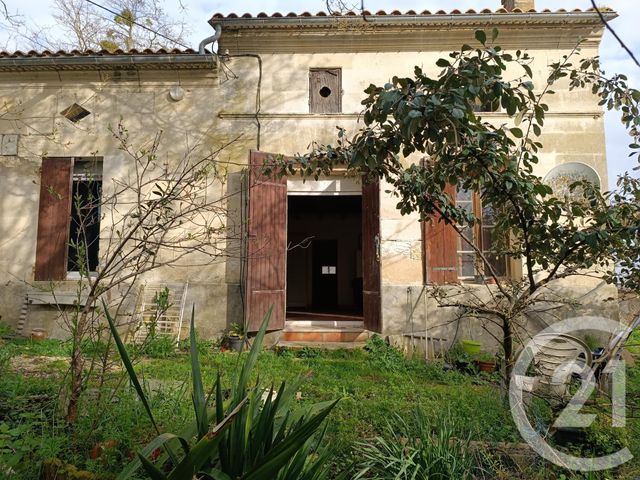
60 103 91 123
319 86 332 98
310 68 341 113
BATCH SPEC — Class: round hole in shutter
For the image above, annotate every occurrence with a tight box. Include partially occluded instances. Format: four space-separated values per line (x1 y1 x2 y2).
319 86 332 98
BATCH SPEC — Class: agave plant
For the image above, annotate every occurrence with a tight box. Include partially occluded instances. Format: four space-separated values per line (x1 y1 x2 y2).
104 302 338 479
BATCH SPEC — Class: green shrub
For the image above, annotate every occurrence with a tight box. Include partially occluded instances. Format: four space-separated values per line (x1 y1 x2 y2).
583 415 629 457
274 346 294 358
80 338 110 358
0 343 15 377
0 421 39 474
297 346 322 358
135 335 176 358
7 337 69 357
177 331 220 356
0 323 14 338
365 335 408 372
0 409 66 479
40 458 114 480
354 408 479 480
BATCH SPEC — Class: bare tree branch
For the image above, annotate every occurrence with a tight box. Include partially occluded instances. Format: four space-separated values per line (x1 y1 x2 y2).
590 0 640 69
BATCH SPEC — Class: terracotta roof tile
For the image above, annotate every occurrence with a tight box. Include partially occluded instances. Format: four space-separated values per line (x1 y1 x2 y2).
208 8 609 20
0 48 199 59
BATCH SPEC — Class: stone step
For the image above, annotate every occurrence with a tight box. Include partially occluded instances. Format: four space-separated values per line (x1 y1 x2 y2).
285 319 364 330
276 340 367 350
281 329 369 343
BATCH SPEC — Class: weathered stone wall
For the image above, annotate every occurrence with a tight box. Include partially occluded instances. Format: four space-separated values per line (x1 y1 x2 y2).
0 19 612 339
0 68 242 338
385 278 619 355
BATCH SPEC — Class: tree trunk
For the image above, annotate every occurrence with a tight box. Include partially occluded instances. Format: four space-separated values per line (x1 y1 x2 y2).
65 298 93 423
502 319 514 386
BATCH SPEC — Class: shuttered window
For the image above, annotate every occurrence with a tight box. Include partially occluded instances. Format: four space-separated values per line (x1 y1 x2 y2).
422 186 507 284
456 189 507 280
35 157 102 281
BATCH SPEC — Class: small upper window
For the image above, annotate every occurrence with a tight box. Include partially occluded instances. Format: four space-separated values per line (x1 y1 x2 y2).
60 103 91 123
310 68 342 114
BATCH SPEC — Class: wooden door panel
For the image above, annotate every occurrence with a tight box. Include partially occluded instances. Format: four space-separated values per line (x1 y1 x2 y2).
362 180 381 333
245 151 287 332
35 157 72 281
423 184 458 283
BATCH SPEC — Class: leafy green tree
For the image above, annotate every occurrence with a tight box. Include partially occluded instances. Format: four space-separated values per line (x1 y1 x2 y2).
272 30 640 382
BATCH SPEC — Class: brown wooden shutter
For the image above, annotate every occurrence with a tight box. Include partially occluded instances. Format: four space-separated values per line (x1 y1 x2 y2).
245 151 287 332
423 184 458 284
35 157 72 281
362 180 381 333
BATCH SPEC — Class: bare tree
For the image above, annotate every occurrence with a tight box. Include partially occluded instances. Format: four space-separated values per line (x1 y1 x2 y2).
39 122 240 423
325 0 365 15
1 0 189 52
50 0 189 51
0 0 30 50
51 0 109 51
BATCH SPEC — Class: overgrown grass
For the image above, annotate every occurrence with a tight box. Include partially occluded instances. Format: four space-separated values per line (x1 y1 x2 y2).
2 332 640 479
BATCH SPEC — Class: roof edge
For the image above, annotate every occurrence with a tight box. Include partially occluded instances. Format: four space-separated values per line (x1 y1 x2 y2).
208 10 618 29
0 53 217 72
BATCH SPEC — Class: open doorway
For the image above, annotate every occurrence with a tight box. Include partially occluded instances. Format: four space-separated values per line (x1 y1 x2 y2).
286 195 363 321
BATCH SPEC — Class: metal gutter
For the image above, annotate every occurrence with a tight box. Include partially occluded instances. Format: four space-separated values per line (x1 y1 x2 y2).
210 11 618 29
0 53 218 72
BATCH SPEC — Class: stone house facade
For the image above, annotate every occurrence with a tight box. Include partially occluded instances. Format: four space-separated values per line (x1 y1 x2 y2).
0 2 618 347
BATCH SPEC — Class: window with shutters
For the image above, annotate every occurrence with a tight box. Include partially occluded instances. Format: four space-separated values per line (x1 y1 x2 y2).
456 188 507 280
35 157 102 281
309 68 341 114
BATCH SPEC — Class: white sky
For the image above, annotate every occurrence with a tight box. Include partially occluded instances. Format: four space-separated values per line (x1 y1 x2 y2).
1 0 639 188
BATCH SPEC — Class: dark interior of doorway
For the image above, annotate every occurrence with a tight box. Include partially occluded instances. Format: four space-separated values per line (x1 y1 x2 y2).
286 195 363 321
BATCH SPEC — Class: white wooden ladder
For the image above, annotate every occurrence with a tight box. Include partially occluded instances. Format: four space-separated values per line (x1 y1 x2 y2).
132 282 189 345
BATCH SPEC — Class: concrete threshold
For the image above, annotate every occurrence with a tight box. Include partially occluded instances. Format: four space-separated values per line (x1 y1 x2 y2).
284 319 364 330
276 340 367 350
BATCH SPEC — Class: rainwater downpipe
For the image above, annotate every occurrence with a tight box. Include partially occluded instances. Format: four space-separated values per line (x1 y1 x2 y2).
198 23 222 54
228 53 263 150
200 23 263 150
